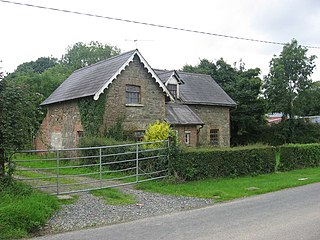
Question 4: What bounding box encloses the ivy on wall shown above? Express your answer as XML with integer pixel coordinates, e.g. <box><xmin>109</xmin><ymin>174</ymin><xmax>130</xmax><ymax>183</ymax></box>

<box><xmin>78</xmin><ymin>92</ymin><xmax>106</xmax><ymax>136</ymax></box>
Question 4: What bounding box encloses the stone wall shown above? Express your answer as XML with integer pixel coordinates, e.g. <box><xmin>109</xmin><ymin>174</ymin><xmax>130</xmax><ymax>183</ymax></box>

<box><xmin>103</xmin><ymin>55</ymin><xmax>166</xmax><ymax>133</ymax></box>
<box><xmin>173</xmin><ymin>125</ymin><xmax>198</xmax><ymax>147</ymax></box>
<box><xmin>35</xmin><ymin>100</ymin><xmax>83</xmax><ymax>150</ymax></box>
<box><xmin>189</xmin><ymin>105</ymin><xmax>231</xmax><ymax>147</ymax></box>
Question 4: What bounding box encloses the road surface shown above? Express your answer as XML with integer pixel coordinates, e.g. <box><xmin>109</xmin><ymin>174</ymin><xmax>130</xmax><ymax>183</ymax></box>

<box><xmin>33</xmin><ymin>182</ymin><xmax>320</xmax><ymax>240</ymax></box>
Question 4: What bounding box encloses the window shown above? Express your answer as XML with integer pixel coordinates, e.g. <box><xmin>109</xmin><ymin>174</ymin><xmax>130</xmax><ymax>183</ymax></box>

<box><xmin>167</xmin><ymin>84</ymin><xmax>177</xmax><ymax>99</ymax></box>
<box><xmin>134</xmin><ymin>130</ymin><xmax>145</xmax><ymax>141</ymax></box>
<box><xmin>126</xmin><ymin>85</ymin><xmax>141</xmax><ymax>104</ymax></box>
<box><xmin>185</xmin><ymin>131</ymin><xmax>191</xmax><ymax>145</ymax></box>
<box><xmin>210</xmin><ymin>129</ymin><xmax>219</xmax><ymax>145</ymax></box>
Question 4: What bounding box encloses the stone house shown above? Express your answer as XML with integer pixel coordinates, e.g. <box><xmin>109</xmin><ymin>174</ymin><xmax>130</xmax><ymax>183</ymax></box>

<box><xmin>35</xmin><ymin>49</ymin><xmax>236</xmax><ymax>149</ymax></box>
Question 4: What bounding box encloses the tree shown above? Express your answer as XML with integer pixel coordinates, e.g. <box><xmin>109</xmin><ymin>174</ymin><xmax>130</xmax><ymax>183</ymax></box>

<box><xmin>294</xmin><ymin>81</ymin><xmax>320</xmax><ymax>116</ymax></box>
<box><xmin>183</xmin><ymin>59</ymin><xmax>266</xmax><ymax>145</ymax></box>
<box><xmin>61</xmin><ymin>41</ymin><xmax>120</xmax><ymax>70</ymax></box>
<box><xmin>13</xmin><ymin>57</ymin><xmax>58</xmax><ymax>75</ymax></box>
<box><xmin>264</xmin><ymin>39</ymin><xmax>316</xmax><ymax>119</ymax></box>
<box><xmin>0</xmin><ymin>80</ymin><xmax>42</xmax><ymax>177</ymax></box>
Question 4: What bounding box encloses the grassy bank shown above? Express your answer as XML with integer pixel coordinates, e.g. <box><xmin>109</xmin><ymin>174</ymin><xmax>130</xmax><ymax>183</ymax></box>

<box><xmin>137</xmin><ymin>167</ymin><xmax>320</xmax><ymax>202</ymax></box>
<box><xmin>0</xmin><ymin>180</ymin><xmax>59</xmax><ymax>239</ymax></box>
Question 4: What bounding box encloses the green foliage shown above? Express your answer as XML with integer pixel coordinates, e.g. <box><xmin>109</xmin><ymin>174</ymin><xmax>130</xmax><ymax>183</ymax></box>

<box><xmin>295</xmin><ymin>81</ymin><xmax>320</xmax><ymax>116</ymax></box>
<box><xmin>183</xmin><ymin>58</ymin><xmax>266</xmax><ymax>146</ymax></box>
<box><xmin>61</xmin><ymin>41</ymin><xmax>120</xmax><ymax>71</ymax></box>
<box><xmin>0</xmin><ymin>80</ymin><xmax>43</xmax><ymax>177</ymax></box>
<box><xmin>0</xmin><ymin>80</ymin><xmax>43</xmax><ymax>150</ymax></box>
<box><xmin>0</xmin><ymin>180</ymin><xmax>59</xmax><ymax>239</ymax></box>
<box><xmin>279</xmin><ymin>143</ymin><xmax>320</xmax><ymax>171</ymax></box>
<box><xmin>78</xmin><ymin>92</ymin><xmax>106</xmax><ymax>136</ymax></box>
<box><xmin>144</xmin><ymin>121</ymin><xmax>173</xmax><ymax>142</ymax></box>
<box><xmin>11</xmin><ymin>57</ymin><xmax>58</xmax><ymax>75</ymax></box>
<box><xmin>264</xmin><ymin>39</ymin><xmax>316</xmax><ymax>119</ymax></box>
<box><xmin>105</xmin><ymin>115</ymin><xmax>127</xmax><ymax>141</ymax></box>
<box><xmin>259</xmin><ymin>119</ymin><xmax>320</xmax><ymax>145</ymax></box>
<box><xmin>172</xmin><ymin>146</ymin><xmax>276</xmax><ymax>181</ymax></box>
<box><xmin>78</xmin><ymin>136</ymin><xmax>134</xmax><ymax>166</ymax></box>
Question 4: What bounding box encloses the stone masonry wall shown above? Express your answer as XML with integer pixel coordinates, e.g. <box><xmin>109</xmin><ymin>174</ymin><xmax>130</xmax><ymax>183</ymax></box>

<box><xmin>173</xmin><ymin>125</ymin><xmax>198</xmax><ymax>147</ymax></box>
<box><xmin>189</xmin><ymin>105</ymin><xmax>230</xmax><ymax>147</ymax></box>
<box><xmin>103</xmin><ymin>55</ymin><xmax>166</xmax><ymax>133</ymax></box>
<box><xmin>35</xmin><ymin>101</ymin><xmax>83</xmax><ymax>150</ymax></box>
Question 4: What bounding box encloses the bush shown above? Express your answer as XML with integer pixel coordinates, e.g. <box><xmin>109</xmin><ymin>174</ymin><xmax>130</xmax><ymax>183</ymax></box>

<box><xmin>172</xmin><ymin>146</ymin><xmax>276</xmax><ymax>181</ymax></box>
<box><xmin>279</xmin><ymin>143</ymin><xmax>320</xmax><ymax>171</ymax></box>
<box><xmin>0</xmin><ymin>180</ymin><xmax>59</xmax><ymax>239</ymax></box>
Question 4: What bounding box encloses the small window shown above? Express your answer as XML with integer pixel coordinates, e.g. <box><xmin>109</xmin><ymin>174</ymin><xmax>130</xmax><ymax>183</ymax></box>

<box><xmin>210</xmin><ymin>129</ymin><xmax>219</xmax><ymax>145</ymax></box>
<box><xmin>134</xmin><ymin>130</ymin><xmax>145</xmax><ymax>141</ymax></box>
<box><xmin>167</xmin><ymin>84</ymin><xmax>177</xmax><ymax>99</ymax></box>
<box><xmin>126</xmin><ymin>85</ymin><xmax>141</xmax><ymax>104</ymax></box>
<box><xmin>185</xmin><ymin>131</ymin><xmax>191</xmax><ymax>145</ymax></box>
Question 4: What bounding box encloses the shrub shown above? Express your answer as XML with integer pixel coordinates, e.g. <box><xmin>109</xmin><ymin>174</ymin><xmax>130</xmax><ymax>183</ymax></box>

<box><xmin>0</xmin><ymin>180</ymin><xmax>59</xmax><ymax>239</ymax></box>
<box><xmin>172</xmin><ymin>146</ymin><xmax>276</xmax><ymax>181</ymax></box>
<box><xmin>279</xmin><ymin>143</ymin><xmax>320</xmax><ymax>171</ymax></box>
<box><xmin>143</xmin><ymin>121</ymin><xmax>173</xmax><ymax>143</ymax></box>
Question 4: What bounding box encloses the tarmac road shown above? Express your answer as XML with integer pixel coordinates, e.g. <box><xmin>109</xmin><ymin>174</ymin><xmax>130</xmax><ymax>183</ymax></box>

<box><xmin>33</xmin><ymin>182</ymin><xmax>320</xmax><ymax>240</ymax></box>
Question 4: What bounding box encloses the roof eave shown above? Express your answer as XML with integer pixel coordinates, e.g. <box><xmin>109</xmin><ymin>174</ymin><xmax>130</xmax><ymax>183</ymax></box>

<box><xmin>182</xmin><ymin>101</ymin><xmax>237</xmax><ymax>107</ymax></box>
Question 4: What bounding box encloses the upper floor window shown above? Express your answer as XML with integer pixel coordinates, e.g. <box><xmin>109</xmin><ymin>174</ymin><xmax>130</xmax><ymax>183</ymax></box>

<box><xmin>210</xmin><ymin>129</ymin><xmax>219</xmax><ymax>145</ymax></box>
<box><xmin>126</xmin><ymin>85</ymin><xmax>141</xmax><ymax>104</ymax></box>
<box><xmin>167</xmin><ymin>84</ymin><xmax>177</xmax><ymax>99</ymax></box>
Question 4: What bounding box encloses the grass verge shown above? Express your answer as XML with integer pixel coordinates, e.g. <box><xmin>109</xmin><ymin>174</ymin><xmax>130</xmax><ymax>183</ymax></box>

<box><xmin>137</xmin><ymin>167</ymin><xmax>320</xmax><ymax>202</ymax></box>
<box><xmin>91</xmin><ymin>188</ymin><xmax>137</xmax><ymax>205</ymax></box>
<box><xmin>0</xmin><ymin>179</ymin><xmax>59</xmax><ymax>239</ymax></box>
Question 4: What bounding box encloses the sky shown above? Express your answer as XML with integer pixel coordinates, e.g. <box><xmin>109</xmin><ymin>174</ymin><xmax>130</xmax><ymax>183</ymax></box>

<box><xmin>1</xmin><ymin>0</ymin><xmax>320</xmax><ymax>80</ymax></box>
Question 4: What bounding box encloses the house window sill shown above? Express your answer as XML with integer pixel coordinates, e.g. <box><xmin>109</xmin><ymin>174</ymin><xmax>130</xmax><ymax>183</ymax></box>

<box><xmin>125</xmin><ymin>103</ymin><xmax>144</xmax><ymax>107</ymax></box>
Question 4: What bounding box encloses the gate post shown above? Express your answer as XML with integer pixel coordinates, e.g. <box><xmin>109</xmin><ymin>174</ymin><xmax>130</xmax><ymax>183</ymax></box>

<box><xmin>99</xmin><ymin>148</ymin><xmax>102</xmax><ymax>188</ymax></box>
<box><xmin>56</xmin><ymin>150</ymin><xmax>60</xmax><ymax>195</ymax></box>
<box><xmin>136</xmin><ymin>143</ymin><xmax>139</xmax><ymax>183</ymax></box>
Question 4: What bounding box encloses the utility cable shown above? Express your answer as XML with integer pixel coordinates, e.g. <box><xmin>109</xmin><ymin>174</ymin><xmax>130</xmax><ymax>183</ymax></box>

<box><xmin>1</xmin><ymin>0</ymin><xmax>320</xmax><ymax>49</ymax></box>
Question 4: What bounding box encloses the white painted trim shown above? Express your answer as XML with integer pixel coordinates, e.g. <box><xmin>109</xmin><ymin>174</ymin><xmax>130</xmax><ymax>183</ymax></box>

<box><xmin>93</xmin><ymin>49</ymin><xmax>174</xmax><ymax>101</ymax></box>
<box><xmin>93</xmin><ymin>52</ymin><xmax>135</xmax><ymax>100</ymax></box>
<box><xmin>135</xmin><ymin>50</ymin><xmax>174</xmax><ymax>101</ymax></box>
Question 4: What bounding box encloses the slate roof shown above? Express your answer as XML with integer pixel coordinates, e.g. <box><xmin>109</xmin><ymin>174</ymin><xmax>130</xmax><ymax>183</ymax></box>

<box><xmin>177</xmin><ymin>71</ymin><xmax>236</xmax><ymax>106</ymax></box>
<box><xmin>154</xmin><ymin>69</ymin><xmax>183</xmax><ymax>84</ymax></box>
<box><xmin>165</xmin><ymin>102</ymin><xmax>204</xmax><ymax>125</ymax></box>
<box><xmin>41</xmin><ymin>50</ymin><xmax>173</xmax><ymax>106</ymax></box>
<box><xmin>41</xmin><ymin>49</ymin><xmax>235</xmax><ymax>109</ymax></box>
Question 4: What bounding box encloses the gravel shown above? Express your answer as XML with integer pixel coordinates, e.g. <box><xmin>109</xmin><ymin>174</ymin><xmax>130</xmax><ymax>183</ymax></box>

<box><xmin>40</xmin><ymin>186</ymin><xmax>213</xmax><ymax>235</ymax></box>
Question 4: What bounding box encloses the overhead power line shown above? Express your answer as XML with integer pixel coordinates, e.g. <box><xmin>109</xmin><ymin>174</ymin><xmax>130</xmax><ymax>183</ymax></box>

<box><xmin>1</xmin><ymin>0</ymin><xmax>320</xmax><ymax>50</ymax></box>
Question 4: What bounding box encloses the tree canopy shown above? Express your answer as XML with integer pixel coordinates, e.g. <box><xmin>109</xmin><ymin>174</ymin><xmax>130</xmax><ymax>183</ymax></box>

<box><xmin>0</xmin><ymin>80</ymin><xmax>43</xmax><ymax>176</ymax></box>
<box><xmin>264</xmin><ymin>39</ymin><xmax>316</xmax><ymax>119</ymax></box>
<box><xmin>61</xmin><ymin>41</ymin><xmax>120</xmax><ymax>71</ymax></box>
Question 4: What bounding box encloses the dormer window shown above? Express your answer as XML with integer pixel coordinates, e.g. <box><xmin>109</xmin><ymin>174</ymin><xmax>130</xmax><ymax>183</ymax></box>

<box><xmin>167</xmin><ymin>84</ymin><xmax>177</xmax><ymax>99</ymax></box>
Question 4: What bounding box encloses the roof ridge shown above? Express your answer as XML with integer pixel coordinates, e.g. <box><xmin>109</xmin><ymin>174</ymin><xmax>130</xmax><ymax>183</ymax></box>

<box><xmin>72</xmin><ymin>49</ymin><xmax>137</xmax><ymax>73</ymax></box>
<box><xmin>177</xmin><ymin>71</ymin><xmax>212</xmax><ymax>77</ymax></box>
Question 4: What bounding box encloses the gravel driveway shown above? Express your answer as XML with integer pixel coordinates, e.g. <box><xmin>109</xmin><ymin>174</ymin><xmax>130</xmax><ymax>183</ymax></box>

<box><xmin>39</xmin><ymin>186</ymin><xmax>213</xmax><ymax>235</ymax></box>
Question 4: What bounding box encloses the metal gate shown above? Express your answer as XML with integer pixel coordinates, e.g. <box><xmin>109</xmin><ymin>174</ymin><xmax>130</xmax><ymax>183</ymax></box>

<box><xmin>11</xmin><ymin>140</ymin><xmax>169</xmax><ymax>195</ymax></box>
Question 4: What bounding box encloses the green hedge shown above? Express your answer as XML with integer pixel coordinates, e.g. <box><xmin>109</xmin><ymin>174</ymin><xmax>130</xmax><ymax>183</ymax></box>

<box><xmin>172</xmin><ymin>147</ymin><xmax>276</xmax><ymax>181</ymax></box>
<box><xmin>279</xmin><ymin>143</ymin><xmax>320</xmax><ymax>171</ymax></box>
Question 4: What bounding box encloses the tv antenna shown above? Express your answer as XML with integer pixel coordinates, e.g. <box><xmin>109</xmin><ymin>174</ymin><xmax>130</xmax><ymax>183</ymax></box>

<box><xmin>125</xmin><ymin>39</ymin><xmax>154</xmax><ymax>48</ymax></box>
